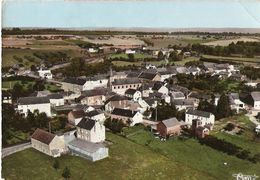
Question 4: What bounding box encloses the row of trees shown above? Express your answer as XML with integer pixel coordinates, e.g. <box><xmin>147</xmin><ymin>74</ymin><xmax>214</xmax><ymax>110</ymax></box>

<box><xmin>191</xmin><ymin>41</ymin><xmax>260</xmax><ymax>57</ymax></box>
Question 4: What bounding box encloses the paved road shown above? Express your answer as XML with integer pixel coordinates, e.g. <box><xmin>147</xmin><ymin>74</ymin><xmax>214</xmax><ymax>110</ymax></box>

<box><xmin>2</xmin><ymin>142</ymin><xmax>31</xmax><ymax>158</ymax></box>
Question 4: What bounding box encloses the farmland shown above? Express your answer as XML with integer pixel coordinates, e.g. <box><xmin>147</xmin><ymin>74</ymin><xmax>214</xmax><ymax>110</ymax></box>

<box><xmin>2</xmin><ymin>132</ymin><xmax>212</xmax><ymax>180</ymax></box>
<box><xmin>202</xmin><ymin>37</ymin><xmax>260</xmax><ymax>46</ymax></box>
<box><xmin>201</xmin><ymin>54</ymin><xmax>260</xmax><ymax>64</ymax></box>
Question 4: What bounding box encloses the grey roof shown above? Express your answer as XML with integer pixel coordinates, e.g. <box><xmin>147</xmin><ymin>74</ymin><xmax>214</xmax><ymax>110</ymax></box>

<box><xmin>186</xmin><ymin>109</ymin><xmax>211</xmax><ymax>118</ymax></box>
<box><xmin>47</xmin><ymin>93</ymin><xmax>63</xmax><ymax>99</ymax></box>
<box><xmin>18</xmin><ymin>96</ymin><xmax>50</xmax><ymax>105</ymax></box>
<box><xmin>125</xmin><ymin>89</ymin><xmax>138</xmax><ymax>95</ymax></box>
<box><xmin>85</xmin><ymin>110</ymin><xmax>102</xmax><ymax>117</ymax></box>
<box><xmin>162</xmin><ymin>117</ymin><xmax>180</xmax><ymax>127</ymax></box>
<box><xmin>111</xmin><ymin>108</ymin><xmax>138</xmax><ymax>118</ymax></box>
<box><xmin>112</xmin><ymin>78</ymin><xmax>141</xmax><ymax>85</ymax></box>
<box><xmin>105</xmin><ymin>95</ymin><xmax>129</xmax><ymax>104</ymax></box>
<box><xmin>171</xmin><ymin>91</ymin><xmax>185</xmax><ymax>98</ymax></box>
<box><xmin>144</xmin><ymin>98</ymin><xmax>157</xmax><ymax>106</ymax></box>
<box><xmin>63</xmin><ymin>77</ymin><xmax>86</xmax><ymax>85</ymax></box>
<box><xmin>85</xmin><ymin>74</ymin><xmax>108</xmax><ymax>81</ymax></box>
<box><xmin>77</xmin><ymin>118</ymin><xmax>96</xmax><ymax>130</ymax></box>
<box><xmin>173</xmin><ymin>99</ymin><xmax>194</xmax><ymax>106</ymax></box>
<box><xmin>152</xmin><ymin>81</ymin><xmax>165</xmax><ymax>91</ymax></box>
<box><xmin>68</xmin><ymin>139</ymin><xmax>106</xmax><ymax>153</ymax></box>
<box><xmin>81</xmin><ymin>88</ymin><xmax>108</xmax><ymax>97</ymax></box>
<box><xmin>251</xmin><ymin>92</ymin><xmax>260</xmax><ymax>101</ymax></box>
<box><xmin>138</xmin><ymin>72</ymin><xmax>159</xmax><ymax>80</ymax></box>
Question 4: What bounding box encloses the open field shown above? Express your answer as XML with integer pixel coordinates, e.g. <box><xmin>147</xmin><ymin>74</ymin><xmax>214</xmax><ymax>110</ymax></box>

<box><xmin>111</xmin><ymin>60</ymin><xmax>169</xmax><ymax>67</ymax></box>
<box><xmin>2</xmin><ymin>80</ymin><xmax>60</xmax><ymax>92</ymax></box>
<box><xmin>2</xmin><ymin>132</ymin><xmax>212</xmax><ymax>180</ymax></box>
<box><xmin>83</xmin><ymin>35</ymin><xmax>146</xmax><ymax>46</ymax></box>
<box><xmin>202</xmin><ymin>37</ymin><xmax>260</xmax><ymax>46</ymax></box>
<box><xmin>201</xmin><ymin>54</ymin><xmax>260</xmax><ymax>64</ymax></box>
<box><xmin>109</xmin><ymin>53</ymin><xmax>151</xmax><ymax>59</ymax></box>
<box><xmin>2</xmin><ymin>48</ymin><xmax>83</xmax><ymax>68</ymax></box>
<box><xmin>122</xmin><ymin>116</ymin><xmax>260</xmax><ymax>180</ymax></box>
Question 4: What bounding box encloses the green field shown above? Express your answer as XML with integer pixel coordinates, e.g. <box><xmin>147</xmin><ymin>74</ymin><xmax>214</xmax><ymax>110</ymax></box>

<box><xmin>2</xmin><ymin>80</ymin><xmax>60</xmax><ymax>92</ymax></box>
<box><xmin>109</xmin><ymin>53</ymin><xmax>151</xmax><ymax>60</ymax></box>
<box><xmin>111</xmin><ymin>60</ymin><xmax>169</xmax><ymax>67</ymax></box>
<box><xmin>2</xmin><ymin>48</ymin><xmax>83</xmax><ymax>68</ymax></box>
<box><xmin>2</xmin><ymin>133</ymin><xmax>212</xmax><ymax>180</ymax></box>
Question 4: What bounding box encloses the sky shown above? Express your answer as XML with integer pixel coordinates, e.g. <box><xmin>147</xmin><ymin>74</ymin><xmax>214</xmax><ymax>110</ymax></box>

<box><xmin>2</xmin><ymin>0</ymin><xmax>260</xmax><ymax>28</ymax></box>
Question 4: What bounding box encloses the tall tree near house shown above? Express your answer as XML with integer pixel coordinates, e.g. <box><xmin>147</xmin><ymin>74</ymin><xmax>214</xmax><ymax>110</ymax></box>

<box><xmin>216</xmin><ymin>94</ymin><xmax>232</xmax><ymax>120</ymax></box>
<box><xmin>157</xmin><ymin>51</ymin><xmax>164</xmax><ymax>60</ymax></box>
<box><xmin>12</xmin><ymin>83</ymin><xmax>24</xmax><ymax>100</ymax></box>
<box><xmin>127</xmin><ymin>53</ymin><xmax>135</xmax><ymax>62</ymax></box>
<box><xmin>53</xmin><ymin>159</ymin><xmax>60</xmax><ymax>170</ymax></box>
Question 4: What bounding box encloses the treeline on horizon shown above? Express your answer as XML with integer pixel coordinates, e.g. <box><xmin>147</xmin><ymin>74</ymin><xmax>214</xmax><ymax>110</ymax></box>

<box><xmin>2</xmin><ymin>28</ymin><xmax>260</xmax><ymax>36</ymax></box>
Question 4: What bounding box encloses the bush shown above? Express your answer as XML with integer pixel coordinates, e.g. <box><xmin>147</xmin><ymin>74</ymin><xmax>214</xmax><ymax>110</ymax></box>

<box><xmin>53</xmin><ymin>159</ymin><xmax>60</xmax><ymax>170</ymax></box>
<box><xmin>62</xmin><ymin>166</ymin><xmax>71</xmax><ymax>179</ymax></box>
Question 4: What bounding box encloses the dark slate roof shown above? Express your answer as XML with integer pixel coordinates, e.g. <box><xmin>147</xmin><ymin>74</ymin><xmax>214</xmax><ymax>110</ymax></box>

<box><xmin>77</xmin><ymin>118</ymin><xmax>96</xmax><ymax>130</ymax></box>
<box><xmin>85</xmin><ymin>74</ymin><xmax>108</xmax><ymax>81</ymax></box>
<box><xmin>81</xmin><ymin>88</ymin><xmax>108</xmax><ymax>97</ymax></box>
<box><xmin>173</xmin><ymin>99</ymin><xmax>194</xmax><ymax>106</ymax></box>
<box><xmin>85</xmin><ymin>110</ymin><xmax>102</xmax><ymax>117</ymax></box>
<box><xmin>111</xmin><ymin>108</ymin><xmax>138</xmax><ymax>118</ymax></box>
<box><xmin>112</xmin><ymin>78</ymin><xmax>141</xmax><ymax>85</ymax></box>
<box><xmin>31</xmin><ymin>128</ymin><xmax>55</xmax><ymax>145</ymax></box>
<box><xmin>152</xmin><ymin>81</ymin><xmax>165</xmax><ymax>91</ymax></box>
<box><xmin>47</xmin><ymin>93</ymin><xmax>63</xmax><ymax>99</ymax></box>
<box><xmin>144</xmin><ymin>98</ymin><xmax>157</xmax><ymax>106</ymax></box>
<box><xmin>18</xmin><ymin>96</ymin><xmax>50</xmax><ymax>105</ymax></box>
<box><xmin>125</xmin><ymin>89</ymin><xmax>137</xmax><ymax>95</ymax></box>
<box><xmin>63</xmin><ymin>77</ymin><xmax>86</xmax><ymax>85</ymax></box>
<box><xmin>186</xmin><ymin>109</ymin><xmax>211</xmax><ymax>118</ymax></box>
<box><xmin>138</xmin><ymin>72</ymin><xmax>158</xmax><ymax>80</ymax></box>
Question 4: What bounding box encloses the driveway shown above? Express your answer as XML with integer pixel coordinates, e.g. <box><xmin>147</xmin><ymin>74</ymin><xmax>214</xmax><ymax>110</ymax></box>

<box><xmin>2</xmin><ymin>142</ymin><xmax>31</xmax><ymax>158</ymax></box>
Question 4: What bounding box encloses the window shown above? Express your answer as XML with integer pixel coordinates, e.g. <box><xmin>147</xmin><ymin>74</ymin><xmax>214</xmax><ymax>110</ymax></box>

<box><xmin>122</xmin><ymin>86</ymin><xmax>124</xmax><ymax>88</ymax></box>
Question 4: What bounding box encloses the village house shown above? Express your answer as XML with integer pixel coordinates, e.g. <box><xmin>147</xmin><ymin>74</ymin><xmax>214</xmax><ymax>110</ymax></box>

<box><xmin>170</xmin><ymin>91</ymin><xmax>185</xmax><ymax>100</ymax></box>
<box><xmin>62</xmin><ymin>77</ymin><xmax>86</xmax><ymax>93</ymax></box>
<box><xmin>68</xmin><ymin>109</ymin><xmax>86</xmax><ymax>125</ymax></box>
<box><xmin>125</xmin><ymin>89</ymin><xmax>142</xmax><ymax>101</ymax></box>
<box><xmin>172</xmin><ymin>99</ymin><xmax>194</xmax><ymax>111</ymax></box>
<box><xmin>38</xmin><ymin>68</ymin><xmax>53</xmax><ymax>79</ymax></box>
<box><xmin>82</xmin><ymin>74</ymin><xmax>109</xmax><ymax>91</ymax></box>
<box><xmin>68</xmin><ymin>138</ymin><xmax>108</xmax><ymax>162</ymax></box>
<box><xmin>139</xmin><ymin>82</ymin><xmax>155</xmax><ymax>97</ymax></box>
<box><xmin>192</xmin><ymin>119</ymin><xmax>210</xmax><ymax>138</ymax></box>
<box><xmin>80</xmin><ymin>88</ymin><xmax>108</xmax><ymax>106</ymax></box>
<box><xmin>109</xmin><ymin>71</ymin><xmax>127</xmax><ymax>82</ymax></box>
<box><xmin>157</xmin><ymin>67</ymin><xmax>177</xmax><ymax>82</ymax></box>
<box><xmin>251</xmin><ymin>92</ymin><xmax>260</xmax><ymax>110</ymax></box>
<box><xmin>125</xmin><ymin>49</ymin><xmax>136</xmax><ymax>54</ymax></box>
<box><xmin>185</xmin><ymin>109</ymin><xmax>215</xmax><ymax>128</ymax></box>
<box><xmin>17</xmin><ymin>96</ymin><xmax>51</xmax><ymax>117</ymax></box>
<box><xmin>47</xmin><ymin>93</ymin><xmax>65</xmax><ymax>107</ymax></box>
<box><xmin>138</xmin><ymin>71</ymin><xmax>161</xmax><ymax>82</ymax></box>
<box><xmin>229</xmin><ymin>93</ymin><xmax>245</xmax><ymax>113</ymax></box>
<box><xmin>105</xmin><ymin>95</ymin><xmax>129</xmax><ymax>112</ymax></box>
<box><xmin>85</xmin><ymin>110</ymin><xmax>106</xmax><ymax>123</ymax></box>
<box><xmin>149</xmin><ymin>92</ymin><xmax>171</xmax><ymax>104</ymax></box>
<box><xmin>157</xmin><ymin>117</ymin><xmax>183</xmax><ymax>138</ymax></box>
<box><xmin>2</xmin><ymin>91</ymin><xmax>12</xmax><ymax>104</ymax></box>
<box><xmin>152</xmin><ymin>81</ymin><xmax>169</xmax><ymax>95</ymax></box>
<box><xmin>111</xmin><ymin>78</ymin><xmax>142</xmax><ymax>95</ymax></box>
<box><xmin>76</xmin><ymin>117</ymin><xmax>106</xmax><ymax>143</ymax></box>
<box><xmin>110</xmin><ymin>108</ymin><xmax>143</xmax><ymax>126</ymax></box>
<box><xmin>31</xmin><ymin>128</ymin><xmax>66</xmax><ymax>157</ymax></box>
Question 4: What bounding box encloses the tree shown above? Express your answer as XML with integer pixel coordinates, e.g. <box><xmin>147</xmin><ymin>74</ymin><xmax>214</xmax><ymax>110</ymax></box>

<box><xmin>197</xmin><ymin>100</ymin><xmax>216</xmax><ymax>114</ymax></box>
<box><xmin>127</xmin><ymin>54</ymin><xmax>135</xmax><ymax>62</ymax></box>
<box><xmin>33</xmin><ymin>80</ymin><xmax>45</xmax><ymax>91</ymax></box>
<box><xmin>53</xmin><ymin>159</ymin><xmax>60</xmax><ymax>170</ymax></box>
<box><xmin>157</xmin><ymin>51</ymin><xmax>164</xmax><ymax>60</ymax></box>
<box><xmin>12</xmin><ymin>83</ymin><xmax>24</xmax><ymax>100</ymax></box>
<box><xmin>62</xmin><ymin>166</ymin><xmax>71</xmax><ymax>179</ymax></box>
<box><xmin>216</xmin><ymin>94</ymin><xmax>232</xmax><ymax>120</ymax></box>
<box><xmin>30</xmin><ymin>65</ymin><xmax>37</xmax><ymax>72</ymax></box>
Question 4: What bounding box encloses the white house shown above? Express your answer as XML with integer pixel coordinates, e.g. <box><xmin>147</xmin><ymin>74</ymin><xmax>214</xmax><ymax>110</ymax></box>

<box><xmin>125</xmin><ymin>89</ymin><xmax>142</xmax><ymax>101</ymax></box>
<box><xmin>185</xmin><ymin>109</ymin><xmax>215</xmax><ymax>127</ymax></box>
<box><xmin>88</xmin><ymin>48</ymin><xmax>99</xmax><ymax>53</ymax></box>
<box><xmin>152</xmin><ymin>82</ymin><xmax>169</xmax><ymax>95</ymax></box>
<box><xmin>125</xmin><ymin>49</ymin><xmax>136</xmax><ymax>54</ymax></box>
<box><xmin>172</xmin><ymin>99</ymin><xmax>194</xmax><ymax>111</ymax></box>
<box><xmin>255</xmin><ymin>125</ymin><xmax>260</xmax><ymax>134</ymax></box>
<box><xmin>38</xmin><ymin>68</ymin><xmax>53</xmax><ymax>79</ymax></box>
<box><xmin>76</xmin><ymin>118</ymin><xmax>106</xmax><ymax>143</ymax></box>
<box><xmin>47</xmin><ymin>93</ymin><xmax>64</xmax><ymax>107</ymax></box>
<box><xmin>110</xmin><ymin>108</ymin><xmax>143</xmax><ymax>126</ymax></box>
<box><xmin>251</xmin><ymin>92</ymin><xmax>260</xmax><ymax>110</ymax></box>
<box><xmin>17</xmin><ymin>97</ymin><xmax>51</xmax><ymax>117</ymax></box>
<box><xmin>31</xmin><ymin>128</ymin><xmax>66</xmax><ymax>157</ymax></box>
<box><xmin>111</xmin><ymin>78</ymin><xmax>142</xmax><ymax>95</ymax></box>
<box><xmin>229</xmin><ymin>93</ymin><xmax>245</xmax><ymax>113</ymax></box>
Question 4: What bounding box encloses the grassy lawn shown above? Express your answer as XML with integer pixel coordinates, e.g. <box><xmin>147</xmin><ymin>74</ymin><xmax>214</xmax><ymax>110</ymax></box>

<box><xmin>217</xmin><ymin>79</ymin><xmax>240</xmax><ymax>92</ymax></box>
<box><xmin>122</xmin><ymin>119</ymin><xmax>260</xmax><ymax>180</ymax></box>
<box><xmin>2</xmin><ymin>80</ymin><xmax>60</xmax><ymax>92</ymax></box>
<box><xmin>109</xmin><ymin>53</ymin><xmax>151</xmax><ymax>60</ymax></box>
<box><xmin>174</xmin><ymin>56</ymin><xmax>200</xmax><ymax>65</ymax></box>
<box><xmin>5</xmin><ymin>130</ymin><xmax>30</xmax><ymax>146</ymax></box>
<box><xmin>202</xmin><ymin>54</ymin><xmax>260</xmax><ymax>64</ymax></box>
<box><xmin>111</xmin><ymin>60</ymin><xmax>168</xmax><ymax>67</ymax></box>
<box><xmin>2</xmin><ymin>132</ymin><xmax>212</xmax><ymax>180</ymax></box>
